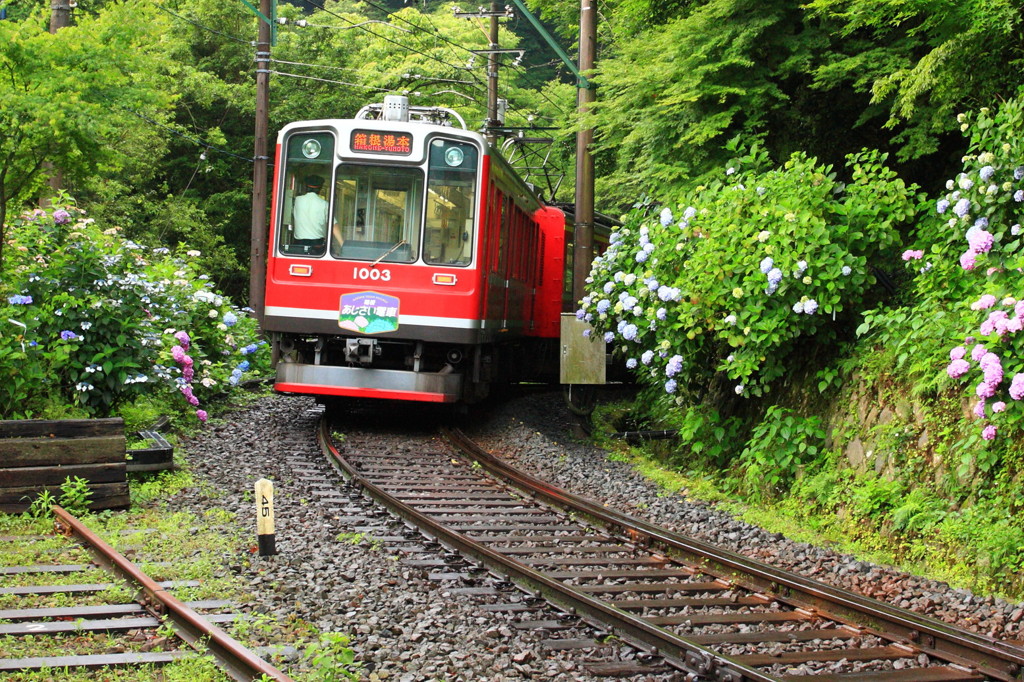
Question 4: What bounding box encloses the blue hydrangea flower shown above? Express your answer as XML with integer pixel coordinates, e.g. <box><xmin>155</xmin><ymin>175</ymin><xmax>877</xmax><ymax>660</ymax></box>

<box><xmin>953</xmin><ymin>198</ymin><xmax>971</xmax><ymax>217</ymax></box>
<box><xmin>1015</xmin><ymin>190</ymin><xmax>1024</xmax><ymax>202</ymax></box>
<box><xmin>583</xmin><ymin>329</ymin><xmax>591</xmax><ymax>338</ymax></box>
<box><xmin>683</xmin><ymin>206</ymin><xmax>697</xmax><ymax>220</ymax></box>
<box><xmin>7</xmin><ymin>295</ymin><xmax>32</xmax><ymax>305</ymax></box>
<box><xmin>660</xmin><ymin>207</ymin><xmax>673</xmax><ymax>226</ymax></box>
<box><xmin>626</xmin><ymin>358</ymin><xmax>638</xmax><ymax>369</ymax></box>
<box><xmin>766</xmin><ymin>268</ymin><xmax>783</xmax><ymax>286</ymax></box>
<box><xmin>641</xmin><ymin>350</ymin><xmax>655</xmax><ymax>365</ymax></box>
<box><xmin>622</xmin><ymin>324</ymin><xmax>639</xmax><ymax>341</ymax></box>
<box><xmin>596</xmin><ymin>299</ymin><xmax>611</xmax><ymax>313</ymax></box>
<box><xmin>636</xmin><ymin>251</ymin><xmax>649</xmax><ymax>263</ymax></box>
<box><xmin>223</xmin><ymin>311</ymin><xmax>238</xmax><ymax>327</ymax></box>
<box><xmin>958</xmin><ymin>175</ymin><xmax>973</xmax><ymax>190</ymax></box>
<box><xmin>980</xmin><ymin>165</ymin><xmax>995</xmax><ymax>181</ymax></box>
<box><xmin>936</xmin><ymin>199</ymin><xmax>949</xmax><ymax>214</ymax></box>
<box><xmin>759</xmin><ymin>257</ymin><xmax>774</xmax><ymax>274</ymax></box>
<box><xmin>241</xmin><ymin>343</ymin><xmax>259</xmax><ymax>355</ymax></box>
<box><xmin>804</xmin><ymin>299</ymin><xmax>819</xmax><ymax>314</ymax></box>
<box><xmin>60</xmin><ymin>330</ymin><xmax>78</xmax><ymax>341</ymax></box>
<box><xmin>576</xmin><ymin>308</ymin><xmax>586</xmax><ymax>320</ymax></box>
<box><xmin>603</xmin><ymin>332</ymin><xmax>614</xmax><ymax>343</ymax></box>
<box><xmin>666</xmin><ymin>354</ymin><xmax>683</xmax><ymax>377</ymax></box>
<box><xmin>665</xmin><ymin>379</ymin><xmax>677</xmax><ymax>394</ymax></box>
<box><xmin>656</xmin><ymin>307</ymin><xmax>667</xmax><ymax>320</ymax></box>
<box><xmin>793</xmin><ymin>301</ymin><xmax>804</xmax><ymax>314</ymax></box>
<box><xmin>795</xmin><ymin>260</ymin><xmax>808</xmax><ymax>276</ymax></box>
<box><xmin>603</xmin><ymin>281</ymin><xmax>615</xmax><ymax>294</ymax></box>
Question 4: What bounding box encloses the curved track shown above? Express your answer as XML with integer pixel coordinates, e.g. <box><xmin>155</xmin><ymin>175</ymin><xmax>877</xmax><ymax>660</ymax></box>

<box><xmin>320</xmin><ymin>417</ymin><xmax>1024</xmax><ymax>681</ymax></box>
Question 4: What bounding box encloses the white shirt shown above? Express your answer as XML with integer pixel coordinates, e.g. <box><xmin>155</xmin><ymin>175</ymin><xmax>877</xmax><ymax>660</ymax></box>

<box><xmin>293</xmin><ymin>191</ymin><xmax>329</xmax><ymax>239</ymax></box>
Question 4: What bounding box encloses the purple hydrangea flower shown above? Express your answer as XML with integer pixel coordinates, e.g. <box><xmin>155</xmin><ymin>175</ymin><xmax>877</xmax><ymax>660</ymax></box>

<box><xmin>196</xmin><ymin>409</ymin><xmax>208</xmax><ymax>422</ymax></box>
<box><xmin>982</xmin><ymin>425</ymin><xmax>997</xmax><ymax>441</ymax></box>
<box><xmin>60</xmin><ymin>330</ymin><xmax>78</xmax><ymax>341</ymax></box>
<box><xmin>1009</xmin><ymin>373</ymin><xmax>1024</xmax><ymax>400</ymax></box>
<box><xmin>7</xmin><ymin>294</ymin><xmax>32</xmax><ymax>305</ymax></box>
<box><xmin>947</xmin><ymin>359</ymin><xmax>970</xmax><ymax>378</ymax></box>
<box><xmin>53</xmin><ymin>209</ymin><xmax>71</xmax><ymax>225</ymax></box>
<box><xmin>174</xmin><ymin>330</ymin><xmax>191</xmax><ymax>349</ymax></box>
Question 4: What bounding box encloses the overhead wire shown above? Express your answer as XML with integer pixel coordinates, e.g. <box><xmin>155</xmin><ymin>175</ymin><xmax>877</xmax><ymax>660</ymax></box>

<box><xmin>301</xmin><ymin>0</ymin><xmax>487</xmax><ymax>94</ymax></box>
<box><xmin>155</xmin><ymin>4</ymin><xmax>251</xmax><ymax>45</ymax></box>
<box><xmin>119</xmin><ymin>107</ymin><xmax>257</xmax><ymax>163</ymax></box>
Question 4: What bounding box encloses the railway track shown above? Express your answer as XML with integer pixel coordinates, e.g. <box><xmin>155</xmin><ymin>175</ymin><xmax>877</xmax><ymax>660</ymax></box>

<box><xmin>0</xmin><ymin>506</ymin><xmax>292</xmax><ymax>681</ymax></box>
<box><xmin>319</xmin><ymin>416</ymin><xmax>1024</xmax><ymax>681</ymax></box>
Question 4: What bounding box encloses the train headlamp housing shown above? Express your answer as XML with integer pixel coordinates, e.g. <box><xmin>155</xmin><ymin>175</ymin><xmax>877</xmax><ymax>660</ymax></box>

<box><xmin>444</xmin><ymin>146</ymin><xmax>465</xmax><ymax>167</ymax></box>
<box><xmin>301</xmin><ymin>139</ymin><xmax>322</xmax><ymax>159</ymax></box>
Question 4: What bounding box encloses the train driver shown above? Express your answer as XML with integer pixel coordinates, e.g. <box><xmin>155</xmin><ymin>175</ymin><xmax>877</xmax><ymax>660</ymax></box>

<box><xmin>293</xmin><ymin>175</ymin><xmax>330</xmax><ymax>248</ymax></box>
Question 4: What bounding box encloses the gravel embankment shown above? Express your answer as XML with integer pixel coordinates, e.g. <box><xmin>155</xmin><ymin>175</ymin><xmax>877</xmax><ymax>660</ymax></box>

<box><xmin>172</xmin><ymin>389</ymin><xmax>1023</xmax><ymax>681</ymax></box>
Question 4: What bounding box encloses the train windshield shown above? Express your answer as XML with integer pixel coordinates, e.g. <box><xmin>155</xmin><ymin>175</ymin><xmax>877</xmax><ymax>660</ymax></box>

<box><xmin>424</xmin><ymin>139</ymin><xmax>478</xmax><ymax>266</ymax></box>
<box><xmin>278</xmin><ymin>132</ymin><xmax>336</xmax><ymax>257</ymax></box>
<box><xmin>331</xmin><ymin>166</ymin><xmax>422</xmax><ymax>263</ymax></box>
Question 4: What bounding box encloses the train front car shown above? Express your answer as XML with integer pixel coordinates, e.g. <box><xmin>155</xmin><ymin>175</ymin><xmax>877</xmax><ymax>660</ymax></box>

<box><xmin>263</xmin><ymin>98</ymin><xmax>558</xmax><ymax>404</ymax></box>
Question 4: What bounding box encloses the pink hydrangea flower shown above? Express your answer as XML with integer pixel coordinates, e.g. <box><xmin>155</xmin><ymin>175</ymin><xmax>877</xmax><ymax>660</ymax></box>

<box><xmin>967</xmin><ymin>229</ymin><xmax>994</xmax><ymax>253</ymax></box>
<box><xmin>187</xmin><ymin>395</ymin><xmax>200</xmax><ymax>406</ymax></box>
<box><xmin>971</xmin><ymin>294</ymin><xmax>997</xmax><ymax>310</ymax></box>
<box><xmin>182</xmin><ymin>355</ymin><xmax>194</xmax><ymax>368</ymax></box>
<box><xmin>1007</xmin><ymin>317</ymin><xmax>1023</xmax><ymax>333</ymax></box>
<box><xmin>1010</xmin><ymin>373</ymin><xmax>1024</xmax><ymax>400</ymax></box>
<box><xmin>901</xmin><ymin>249</ymin><xmax>924</xmax><ymax>260</ymax></box>
<box><xmin>196</xmin><ymin>409</ymin><xmax>208</xmax><ymax>422</ymax></box>
<box><xmin>947</xmin><ymin>359</ymin><xmax>970</xmax><ymax>378</ymax></box>
<box><xmin>976</xmin><ymin>381</ymin><xmax>997</xmax><ymax>399</ymax></box>
<box><xmin>171</xmin><ymin>345</ymin><xmax>186</xmax><ymax>363</ymax></box>
<box><xmin>992</xmin><ymin>401</ymin><xmax>1007</xmax><ymax>413</ymax></box>
<box><xmin>982</xmin><ymin>425</ymin><xmax>998</xmax><ymax>441</ymax></box>
<box><xmin>979</xmin><ymin>320</ymin><xmax>995</xmax><ymax>336</ymax></box>
<box><xmin>183</xmin><ymin>367</ymin><xmax>195</xmax><ymax>382</ymax></box>
<box><xmin>973</xmin><ymin>399</ymin><xmax>986</xmax><ymax>419</ymax></box>
<box><xmin>971</xmin><ymin>344</ymin><xmax>988</xmax><ymax>362</ymax></box>
<box><xmin>959</xmin><ymin>251</ymin><xmax>977</xmax><ymax>270</ymax></box>
<box><xmin>949</xmin><ymin>346</ymin><xmax>966</xmax><ymax>361</ymax></box>
<box><xmin>174</xmin><ymin>331</ymin><xmax>191</xmax><ymax>350</ymax></box>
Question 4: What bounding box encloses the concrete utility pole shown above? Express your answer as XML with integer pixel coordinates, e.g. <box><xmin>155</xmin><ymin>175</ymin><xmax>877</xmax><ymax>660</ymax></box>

<box><xmin>486</xmin><ymin>0</ymin><xmax>500</xmax><ymax>138</ymax></box>
<box><xmin>249</xmin><ymin>0</ymin><xmax>272</xmax><ymax>325</ymax></box>
<box><xmin>46</xmin><ymin>0</ymin><xmax>73</xmax><ymax>197</ymax></box>
<box><xmin>572</xmin><ymin>0</ymin><xmax>596</xmax><ymax>305</ymax></box>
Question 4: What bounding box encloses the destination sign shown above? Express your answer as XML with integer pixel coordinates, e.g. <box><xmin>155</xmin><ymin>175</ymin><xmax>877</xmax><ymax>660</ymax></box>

<box><xmin>351</xmin><ymin>130</ymin><xmax>413</xmax><ymax>155</ymax></box>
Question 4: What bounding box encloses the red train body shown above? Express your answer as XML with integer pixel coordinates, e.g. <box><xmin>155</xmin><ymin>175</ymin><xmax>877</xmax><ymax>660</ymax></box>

<box><xmin>263</xmin><ymin>98</ymin><xmax>603</xmax><ymax>403</ymax></box>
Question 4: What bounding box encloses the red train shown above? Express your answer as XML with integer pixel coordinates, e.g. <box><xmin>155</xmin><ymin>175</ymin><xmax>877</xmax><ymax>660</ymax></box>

<box><xmin>263</xmin><ymin>96</ymin><xmax>608</xmax><ymax>403</ymax></box>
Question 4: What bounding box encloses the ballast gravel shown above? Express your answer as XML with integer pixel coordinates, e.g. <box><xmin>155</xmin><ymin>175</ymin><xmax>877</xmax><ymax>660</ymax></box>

<box><xmin>172</xmin><ymin>390</ymin><xmax>1024</xmax><ymax>681</ymax></box>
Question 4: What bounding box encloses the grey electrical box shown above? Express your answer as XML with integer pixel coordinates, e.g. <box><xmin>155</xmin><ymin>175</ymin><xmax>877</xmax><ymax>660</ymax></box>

<box><xmin>560</xmin><ymin>313</ymin><xmax>606</xmax><ymax>385</ymax></box>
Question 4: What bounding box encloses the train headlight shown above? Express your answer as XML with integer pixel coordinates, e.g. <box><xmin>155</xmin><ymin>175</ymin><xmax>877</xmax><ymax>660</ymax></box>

<box><xmin>301</xmin><ymin>139</ymin><xmax>322</xmax><ymax>159</ymax></box>
<box><xmin>444</xmin><ymin>146</ymin><xmax>464</xmax><ymax>167</ymax></box>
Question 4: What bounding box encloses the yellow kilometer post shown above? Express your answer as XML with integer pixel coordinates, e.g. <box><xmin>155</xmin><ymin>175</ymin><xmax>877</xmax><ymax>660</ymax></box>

<box><xmin>255</xmin><ymin>478</ymin><xmax>277</xmax><ymax>556</ymax></box>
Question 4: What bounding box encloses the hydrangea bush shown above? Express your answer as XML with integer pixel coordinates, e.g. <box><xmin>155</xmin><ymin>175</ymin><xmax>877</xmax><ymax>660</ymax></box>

<box><xmin>577</xmin><ymin>145</ymin><xmax>918</xmax><ymax>408</ymax></box>
<box><xmin>0</xmin><ymin>199</ymin><xmax>269</xmax><ymax>420</ymax></box>
<box><xmin>898</xmin><ymin>98</ymin><xmax>1024</xmax><ymax>451</ymax></box>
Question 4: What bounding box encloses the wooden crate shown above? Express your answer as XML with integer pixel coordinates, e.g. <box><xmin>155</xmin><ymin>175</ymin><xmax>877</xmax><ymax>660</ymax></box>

<box><xmin>0</xmin><ymin>418</ymin><xmax>130</xmax><ymax>513</ymax></box>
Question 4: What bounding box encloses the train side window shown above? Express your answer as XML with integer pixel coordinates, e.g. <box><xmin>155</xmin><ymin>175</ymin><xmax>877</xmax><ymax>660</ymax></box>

<box><xmin>424</xmin><ymin>139</ymin><xmax>478</xmax><ymax>267</ymax></box>
<box><xmin>278</xmin><ymin>132</ymin><xmax>335</xmax><ymax>257</ymax></box>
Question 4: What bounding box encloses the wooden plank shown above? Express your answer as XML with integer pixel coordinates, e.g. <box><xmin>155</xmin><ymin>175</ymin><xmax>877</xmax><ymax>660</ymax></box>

<box><xmin>0</xmin><ymin>462</ymin><xmax>127</xmax><ymax>487</ymax></box>
<box><xmin>0</xmin><ymin>436</ymin><xmax>125</xmax><ymax>467</ymax></box>
<box><xmin>0</xmin><ymin>613</ymin><xmax>237</xmax><ymax>636</ymax></box>
<box><xmin>0</xmin><ymin>418</ymin><xmax>123</xmax><ymax>439</ymax></box>
<box><xmin>0</xmin><ymin>482</ymin><xmax>129</xmax><ymax>513</ymax></box>
<box><xmin>0</xmin><ymin>651</ymin><xmax>192</xmax><ymax>672</ymax></box>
